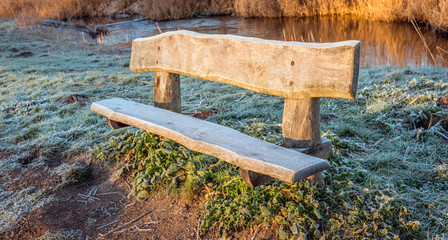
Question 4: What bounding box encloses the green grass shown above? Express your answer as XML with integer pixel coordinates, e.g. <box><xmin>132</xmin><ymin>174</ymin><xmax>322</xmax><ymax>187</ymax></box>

<box><xmin>1</xmin><ymin>20</ymin><xmax>448</xmax><ymax>238</ymax></box>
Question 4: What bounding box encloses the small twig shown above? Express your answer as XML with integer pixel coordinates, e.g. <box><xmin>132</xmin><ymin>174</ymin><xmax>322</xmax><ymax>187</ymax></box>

<box><xmin>234</xmin><ymin>94</ymin><xmax>247</xmax><ymax>102</ymax></box>
<box><xmin>140</xmin><ymin>81</ymin><xmax>152</xmax><ymax>85</ymax></box>
<box><xmin>96</xmin><ymin>192</ymin><xmax>121</xmax><ymax>196</ymax></box>
<box><xmin>372</xmin><ymin>138</ymin><xmax>383</xmax><ymax>147</ymax></box>
<box><xmin>136</xmin><ymin>226</ymin><xmax>153</xmax><ymax>232</ymax></box>
<box><xmin>403</xmin><ymin>146</ymin><xmax>411</xmax><ymax>162</ymax></box>
<box><xmin>321</xmin><ymin>130</ymin><xmax>330</xmax><ymax>138</ymax></box>
<box><xmin>97</xmin><ymin>219</ymin><xmax>120</xmax><ymax>230</ymax></box>
<box><xmin>156</xmin><ymin>22</ymin><xmax>163</xmax><ymax>34</ymax></box>
<box><xmin>102</xmin><ymin>206</ymin><xmax>112</xmax><ymax>217</ymax></box>
<box><xmin>136</xmin><ymin>221</ymin><xmax>160</xmax><ymax>232</ymax></box>
<box><xmin>116</xmin><ymin>227</ymin><xmax>130</xmax><ymax>234</ymax></box>
<box><xmin>100</xmin><ymin>209</ymin><xmax>153</xmax><ymax>236</ymax></box>
<box><xmin>416</xmin><ymin>129</ymin><xmax>423</xmax><ymax>141</ymax></box>
<box><xmin>435</xmin><ymin>130</ymin><xmax>448</xmax><ymax>140</ymax></box>
<box><xmin>429</xmin><ymin>120</ymin><xmax>441</xmax><ymax>131</ymax></box>
<box><xmin>427</xmin><ymin>114</ymin><xmax>434</xmax><ymax>129</ymax></box>
<box><xmin>92</xmin><ymin>186</ymin><xmax>99</xmax><ymax>196</ymax></box>
<box><xmin>124</xmin><ymin>202</ymin><xmax>136</xmax><ymax>208</ymax></box>
<box><xmin>77</xmin><ymin>193</ymin><xmax>101</xmax><ymax>201</ymax></box>
<box><xmin>88</xmin><ymin>187</ymin><xmax>96</xmax><ymax>196</ymax></box>
<box><xmin>409</xmin><ymin>96</ymin><xmax>421</xmax><ymax>105</ymax></box>
<box><xmin>196</xmin><ymin>220</ymin><xmax>201</xmax><ymax>240</ymax></box>
<box><xmin>251</xmin><ymin>227</ymin><xmax>262</xmax><ymax>240</ymax></box>
<box><xmin>124</xmin><ymin>180</ymin><xmax>132</xmax><ymax>190</ymax></box>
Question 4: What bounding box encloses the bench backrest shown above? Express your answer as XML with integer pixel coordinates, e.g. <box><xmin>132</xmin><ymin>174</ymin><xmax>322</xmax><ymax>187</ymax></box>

<box><xmin>129</xmin><ymin>30</ymin><xmax>360</xmax><ymax>149</ymax></box>
<box><xmin>130</xmin><ymin>30</ymin><xmax>360</xmax><ymax>100</ymax></box>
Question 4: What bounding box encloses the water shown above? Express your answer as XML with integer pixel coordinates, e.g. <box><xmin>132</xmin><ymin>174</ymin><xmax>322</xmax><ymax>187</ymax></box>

<box><xmin>102</xmin><ymin>16</ymin><xmax>448</xmax><ymax>67</ymax></box>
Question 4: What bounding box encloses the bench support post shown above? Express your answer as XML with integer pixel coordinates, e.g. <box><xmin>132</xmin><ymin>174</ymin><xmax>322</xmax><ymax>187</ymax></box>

<box><xmin>154</xmin><ymin>71</ymin><xmax>181</xmax><ymax>113</ymax></box>
<box><xmin>239</xmin><ymin>169</ymin><xmax>273</xmax><ymax>188</ymax></box>
<box><xmin>107</xmin><ymin>118</ymin><xmax>129</xmax><ymax>129</ymax></box>
<box><xmin>283</xmin><ymin>98</ymin><xmax>324</xmax><ymax>186</ymax></box>
<box><xmin>283</xmin><ymin>98</ymin><xmax>321</xmax><ymax>148</ymax></box>
<box><xmin>241</xmin><ymin>97</ymin><xmax>328</xmax><ymax>187</ymax></box>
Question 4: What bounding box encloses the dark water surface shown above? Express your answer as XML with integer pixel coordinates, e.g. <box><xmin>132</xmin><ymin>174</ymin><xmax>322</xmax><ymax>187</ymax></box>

<box><xmin>103</xmin><ymin>16</ymin><xmax>448</xmax><ymax>67</ymax></box>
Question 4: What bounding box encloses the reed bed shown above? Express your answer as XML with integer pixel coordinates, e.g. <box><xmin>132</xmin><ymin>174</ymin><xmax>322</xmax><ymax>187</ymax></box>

<box><xmin>234</xmin><ymin>0</ymin><xmax>448</xmax><ymax>31</ymax></box>
<box><xmin>0</xmin><ymin>0</ymin><xmax>447</xmax><ymax>31</ymax></box>
<box><xmin>141</xmin><ymin>0</ymin><xmax>233</xmax><ymax>20</ymax></box>
<box><xmin>0</xmin><ymin>0</ymin><xmax>108</xmax><ymax>20</ymax></box>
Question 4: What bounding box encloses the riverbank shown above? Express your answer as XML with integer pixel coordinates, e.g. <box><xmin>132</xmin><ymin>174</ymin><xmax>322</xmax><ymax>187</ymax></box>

<box><xmin>1</xmin><ymin>0</ymin><xmax>447</xmax><ymax>32</ymax></box>
<box><xmin>0</xmin><ymin>20</ymin><xmax>447</xmax><ymax>239</ymax></box>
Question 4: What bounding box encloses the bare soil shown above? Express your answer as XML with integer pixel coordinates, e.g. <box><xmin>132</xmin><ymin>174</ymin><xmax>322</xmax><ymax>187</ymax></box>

<box><xmin>0</xmin><ymin>153</ymin><xmax>278</xmax><ymax>239</ymax></box>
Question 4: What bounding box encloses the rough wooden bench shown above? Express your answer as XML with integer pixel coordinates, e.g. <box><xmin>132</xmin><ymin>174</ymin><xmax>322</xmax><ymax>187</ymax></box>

<box><xmin>91</xmin><ymin>30</ymin><xmax>360</xmax><ymax>187</ymax></box>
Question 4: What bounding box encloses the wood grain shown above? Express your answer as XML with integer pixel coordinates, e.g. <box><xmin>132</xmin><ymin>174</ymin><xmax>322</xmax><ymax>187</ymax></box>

<box><xmin>283</xmin><ymin>98</ymin><xmax>321</xmax><ymax>148</ymax></box>
<box><xmin>91</xmin><ymin>98</ymin><xmax>330</xmax><ymax>183</ymax></box>
<box><xmin>153</xmin><ymin>71</ymin><xmax>181</xmax><ymax>112</ymax></box>
<box><xmin>130</xmin><ymin>30</ymin><xmax>360</xmax><ymax>100</ymax></box>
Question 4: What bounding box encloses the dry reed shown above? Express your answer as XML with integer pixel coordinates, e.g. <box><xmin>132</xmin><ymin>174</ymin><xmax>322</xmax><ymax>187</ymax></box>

<box><xmin>141</xmin><ymin>0</ymin><xmax>233</xmax><ymax>20</ymax></box>
<box><xmin>234</xmin><ymin>0</ymin><xmax>448</xmax><ymax>31</ymax></box>
<box><xmin>0</xmin><ymin>0</ymin><xmax>108</xmax><ymax>20</ymax></box>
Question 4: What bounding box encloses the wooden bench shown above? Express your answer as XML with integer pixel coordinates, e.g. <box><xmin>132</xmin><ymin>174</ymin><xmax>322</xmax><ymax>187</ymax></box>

<box><xmin>91</xmin><ymin>30</ymin><xmax>360</xmax><ymax>187</ymax></box>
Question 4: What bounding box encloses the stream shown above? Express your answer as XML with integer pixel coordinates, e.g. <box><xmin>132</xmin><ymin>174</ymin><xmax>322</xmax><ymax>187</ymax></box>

<box><xmin>100</xmin><ymin>16</ymin><xmax>448</xmax><ymax>67</ymax></box>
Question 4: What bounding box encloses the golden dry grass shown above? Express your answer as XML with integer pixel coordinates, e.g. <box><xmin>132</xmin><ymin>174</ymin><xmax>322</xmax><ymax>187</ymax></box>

<box><xmin>234</xmin><ymin>0</ymin><xmax>448</xmax><ymax>31</ymax></box>
<box><xmin>0</xmin><ymin>0</ymin><xmax>107</xmax><ymax>20</ymax></box>
<box><xmin>0</xmin><ymin>0</ymin><xmax>447</xmax><ymax>31</ymax></box>
<box><xmin>142</xmin><ymin>0</ymin><xmax>233</xmax><ymax>20</ymax></box>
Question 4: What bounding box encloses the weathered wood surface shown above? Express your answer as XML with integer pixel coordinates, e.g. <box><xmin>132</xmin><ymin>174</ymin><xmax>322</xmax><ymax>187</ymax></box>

<box><xmin>130</xmin><ymin>30</ymin><xmax>360</xmax><ymax>100</ymax></box>
<box><xmin>153</xmin><ymin>71</ymin><xmax>181</xmax><ymax>112</ymax></box>
<box><xmin>283</xmin><ymin>98</ymin><xmax>321</xmax><ymax>148</ymax></box>
<box><xmin>91</xmin><ymin>98</ymin><xmax>331</xmax><ymax>183</ymax></box>
<box><xmin>295</xmin><ymin>137</ymin><xmax>332</xmax><ymax>159</ymax></box>
<box><xmin>240</xmin><ymin>137</ymin><xmax>332</xmax><ymax>187</ymax></box>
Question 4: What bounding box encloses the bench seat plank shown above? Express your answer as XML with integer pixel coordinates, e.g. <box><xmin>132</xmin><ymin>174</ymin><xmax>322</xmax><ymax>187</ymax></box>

<box><xmin>91</xmin><ymin>98</ymin><xmax>330</xmax><ymax>183</ymax></box>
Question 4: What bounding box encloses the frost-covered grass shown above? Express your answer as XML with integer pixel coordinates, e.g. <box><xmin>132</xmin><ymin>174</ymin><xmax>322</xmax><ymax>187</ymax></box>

<box><xmin>0</xmin><ymin>20</ymin><xmax>147</xmax><ymax>234</ymax></box>
<box><xmin>1</xmin><ymin>20</ymin><xmax>448</xmax><ymax>238</ymax></box>
<box><xmin>92</xmin><ymin>65</ymin><xmax>448</xmax><ymax>238</ymax></box>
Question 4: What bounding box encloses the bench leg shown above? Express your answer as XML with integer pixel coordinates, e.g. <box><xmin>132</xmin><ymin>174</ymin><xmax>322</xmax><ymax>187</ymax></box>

<box><xmin>306</xmin><ymin>172</ymin><xmax>323</xmax><ymax>187</ymax></box>
<box><xmin>239</xmin><ymin>168</ymin><xmax>273</xmax><ymax>187</ymax></box>
<box><xmin>282</xmin><ymin>98</ymin><xmax>327</xmax><ymax>187</ymax></box>
<box><xmin>154</xmin><ymin>71</ymin><xmax>181</xmax><ymax>113</ymax></box>
<box><xmin>282</xmin><ymin>98</ymin><xmax>321</xmax><ymax>148</ymax></box>
<box><xmin>295</xmin><ymin>137</ymin><xmax>332</xmax><ymax>159</ymax></box>
<box><xmin>107</xmin><ymin>118</ymin><xmax>129</xmax><ymax>129</ymax></box>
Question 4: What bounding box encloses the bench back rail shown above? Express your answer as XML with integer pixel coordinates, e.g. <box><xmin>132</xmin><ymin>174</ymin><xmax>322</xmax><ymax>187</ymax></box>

<box><xmin>130</xmin><ymin>30</ymin><xmax>360</xmax><ymax>100</ymax></box>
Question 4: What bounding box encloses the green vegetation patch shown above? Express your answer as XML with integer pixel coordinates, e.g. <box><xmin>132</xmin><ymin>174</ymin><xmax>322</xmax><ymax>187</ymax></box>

<box><xmin>92</xmin><ymin>130</ymin><xmax>424</xmax><ymax>239</ymax></box>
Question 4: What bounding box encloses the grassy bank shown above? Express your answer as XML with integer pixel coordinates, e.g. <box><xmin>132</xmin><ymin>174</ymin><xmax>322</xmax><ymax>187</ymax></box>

<box><xmin>1</xmin><ymin>0</ymin><xmax>447</xmax><ymax>32</ymax></box>
<box><xmin>1</xmin><ymin>21</ymin><xmax>448</xmax><ymax>238</ymax></box>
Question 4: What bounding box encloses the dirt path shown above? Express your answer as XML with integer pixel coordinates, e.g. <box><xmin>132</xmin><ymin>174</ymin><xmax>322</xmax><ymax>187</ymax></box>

<box><xmin>1</xmin><ymin>153</ymin><xmax>202</xmax><ymax>239</ymax></box>
<box><xmin>0</xmin><ymin>153</ymin><xmax>277</xmax><ymax>239</ymax></box>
